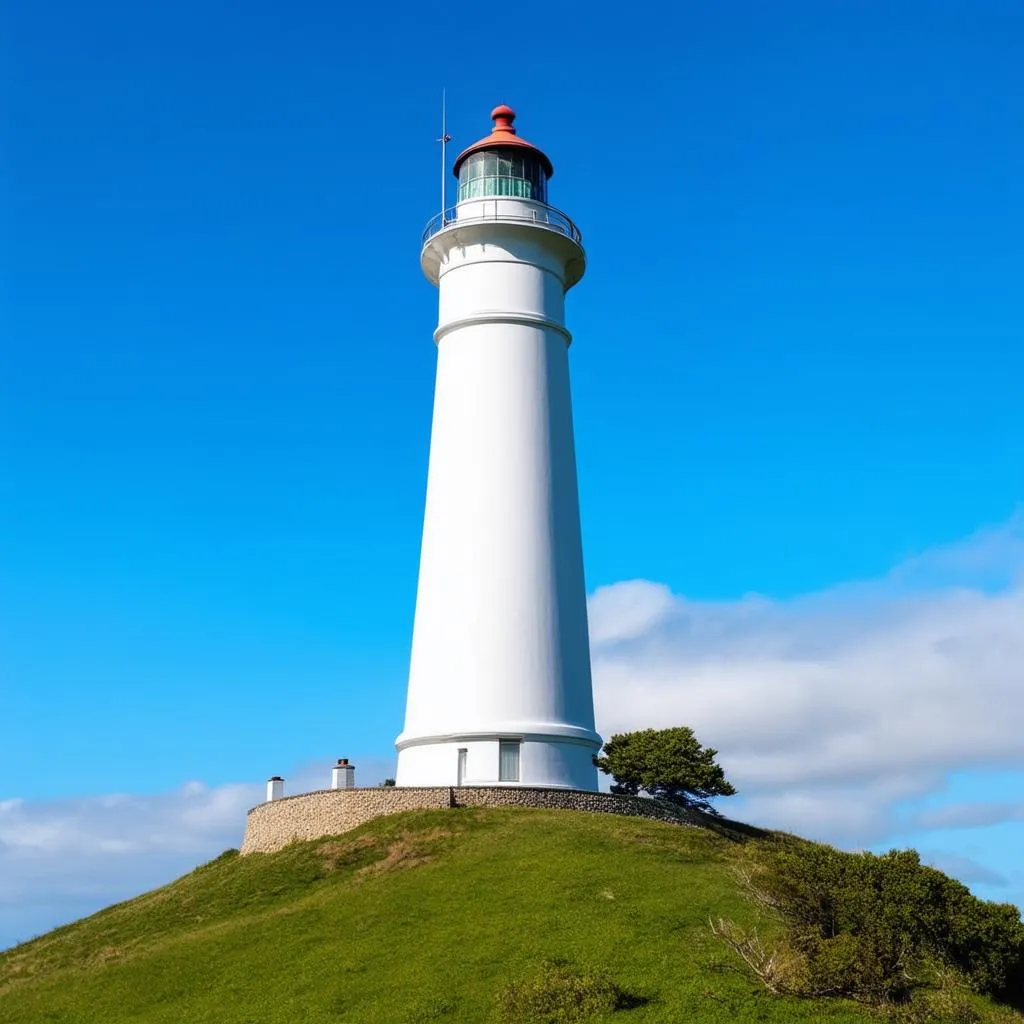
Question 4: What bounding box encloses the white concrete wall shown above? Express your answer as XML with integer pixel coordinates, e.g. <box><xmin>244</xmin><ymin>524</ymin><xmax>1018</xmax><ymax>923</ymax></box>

<box><xmin>397</xmin><ymin>212</ymin><xmax>600</xmax><ymax>790</ymax></box>
<box><xmin>398</xmin><ymin>737</ymin><xmax>599</xmax><ymax>790</ymax></box>
<box><xmin>454</xmin><ymin>196</ymin><xmax>545</xmax><ymax>225</ymax></box>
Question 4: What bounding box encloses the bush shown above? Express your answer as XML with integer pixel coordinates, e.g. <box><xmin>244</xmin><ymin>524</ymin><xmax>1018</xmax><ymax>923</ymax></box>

<box><xmin>943</xmin><ymin>893</ymin><xmax>1024</xmax><ymax>1006</ymax></box>
<box><xmin>496</xmin><ymin>960</ymin><xmax>630</xmax><ymax>1023</ymax></box>
<box><xmin>886</xmin><ymin>969</ymin><xmax>982</xmax><ymax>1024</ymax></box>
<box><xmin>714</xmin><ymin>840</ymin><xmax>1024</xmax><ymax>1011</ymax></box>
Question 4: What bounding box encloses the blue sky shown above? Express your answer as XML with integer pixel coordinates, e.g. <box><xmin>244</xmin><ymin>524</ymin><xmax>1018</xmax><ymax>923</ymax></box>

<box><xmin>3</xmin><ymin>0</ymin><xmax>1023</xmax><ymax>948</ymax></box>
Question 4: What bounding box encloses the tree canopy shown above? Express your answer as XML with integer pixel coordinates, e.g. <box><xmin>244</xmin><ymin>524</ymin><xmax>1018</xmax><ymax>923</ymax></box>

<box><xmin>594</xmin><ymin>726</ymin><xmax>736</xmax><ymax>813</ymax></box>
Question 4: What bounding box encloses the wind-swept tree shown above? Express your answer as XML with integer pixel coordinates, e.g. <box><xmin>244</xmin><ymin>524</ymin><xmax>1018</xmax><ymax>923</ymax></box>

<box><xmin>594</xmin><ymin>726</ymin><xmax>736</xmax><ymax>814</ymax></box>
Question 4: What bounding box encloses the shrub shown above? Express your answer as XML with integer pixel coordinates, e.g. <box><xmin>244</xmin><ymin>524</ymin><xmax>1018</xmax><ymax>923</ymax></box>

<box><xmin>886</xmin><ymin>969</ymin><xmax>982</xmax><ymax>1024</ymax></box>
<box><xmin>712</xmin><ymin>840</ymin><xmax>1024</xmax><ymax>1011</ymax></box>
<box><xmin>496</xmin><ymin>959</ymin><xmax>630</xmax><ymax>1023</ymax></box>
<box><xmin>943</xmin><ymin>892</ymin><xmax>1024</xmax><ymax>1006</ymax></box>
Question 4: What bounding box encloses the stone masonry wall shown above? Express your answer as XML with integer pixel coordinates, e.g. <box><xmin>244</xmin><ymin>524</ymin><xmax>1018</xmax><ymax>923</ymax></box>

<box><xmin>240</xmin><ymin>788</ymin><xmax>451</xmax><ymax>854</ymax></box>
<box><xmin>240</xmin><ymin>786</ymin><xmax>700</xmax><ymax>854</ymax></box>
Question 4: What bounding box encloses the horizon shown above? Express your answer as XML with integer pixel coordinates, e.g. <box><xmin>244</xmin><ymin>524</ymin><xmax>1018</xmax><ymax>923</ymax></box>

<box><xmin>3</xmin><ymin>0</ymin><xmax>1024</xmax><ymax>949</ymax></box>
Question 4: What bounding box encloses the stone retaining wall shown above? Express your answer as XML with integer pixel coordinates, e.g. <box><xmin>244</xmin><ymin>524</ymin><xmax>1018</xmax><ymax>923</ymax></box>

<box><xmin>240</xmin><ymin>786</ymin><xmax>699</xmax><ymax>854</ymax></box>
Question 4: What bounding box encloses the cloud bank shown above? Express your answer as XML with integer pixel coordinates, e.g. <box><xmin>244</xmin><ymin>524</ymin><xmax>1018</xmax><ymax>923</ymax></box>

<box><xmin>590</xmin><ymin>515</ymin><xmax>1024</xmax><ymax>843</ymax></box>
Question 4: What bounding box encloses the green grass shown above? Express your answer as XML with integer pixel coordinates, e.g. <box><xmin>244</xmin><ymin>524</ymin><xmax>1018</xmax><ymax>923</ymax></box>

<box><xmin>0</xmin><ymin>807</ymin><xmax>1019</xmax><ymax>1023</ymax></box>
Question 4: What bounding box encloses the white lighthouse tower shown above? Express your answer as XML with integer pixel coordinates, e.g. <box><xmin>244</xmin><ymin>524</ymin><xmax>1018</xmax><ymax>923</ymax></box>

<box><xmin>395</xmin><ymin>105</ymin><xmax>601</xmax><ymax>790</ymax></box>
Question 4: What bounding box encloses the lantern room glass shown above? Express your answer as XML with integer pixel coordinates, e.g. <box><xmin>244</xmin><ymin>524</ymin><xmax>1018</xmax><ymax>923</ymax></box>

<box><xmin>457</xmin><ymin>149</ymin><xmax>548</xmax><ymax>204</ymax></box>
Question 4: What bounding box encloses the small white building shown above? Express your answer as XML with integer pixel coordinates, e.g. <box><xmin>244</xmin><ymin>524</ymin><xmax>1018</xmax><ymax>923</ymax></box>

<box><xmin>395</xmin><ymin>105</ymin><xmax>601</xmax><ymax>790</ymax></box>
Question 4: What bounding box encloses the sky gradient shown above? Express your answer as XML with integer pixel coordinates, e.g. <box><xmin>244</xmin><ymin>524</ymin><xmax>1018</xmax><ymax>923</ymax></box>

<box><xmin>3</xmin><ymin>0</ymin><xmax>1023</xmax><ymax>948</ymax></box>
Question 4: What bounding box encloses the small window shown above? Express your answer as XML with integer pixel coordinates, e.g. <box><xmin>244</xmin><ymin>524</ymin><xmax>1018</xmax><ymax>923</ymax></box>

<box><xmin>498</xmin><ymin>740</ymin><xmax>520</xmax><ymax>782</ymax></box>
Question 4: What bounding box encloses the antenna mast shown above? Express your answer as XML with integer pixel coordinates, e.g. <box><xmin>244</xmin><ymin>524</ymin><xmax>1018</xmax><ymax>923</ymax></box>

<box><xmin>438</xmin><ymin>89</ymin><xmax>452</xmax><ymax>223</ymax></box>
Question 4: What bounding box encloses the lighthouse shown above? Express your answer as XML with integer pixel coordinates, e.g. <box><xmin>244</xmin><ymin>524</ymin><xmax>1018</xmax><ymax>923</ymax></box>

<box><xmin>395</xmin><ymin>105</ymin><xmax>601</xmax><ymax>791</ymax></box>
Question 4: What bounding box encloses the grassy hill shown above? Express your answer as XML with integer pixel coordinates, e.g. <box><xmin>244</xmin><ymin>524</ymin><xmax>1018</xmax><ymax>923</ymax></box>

<box><xmin>1</xmin><ymin>807</ymin><xmax>1020</xmax><ymax>1023</ymax></box>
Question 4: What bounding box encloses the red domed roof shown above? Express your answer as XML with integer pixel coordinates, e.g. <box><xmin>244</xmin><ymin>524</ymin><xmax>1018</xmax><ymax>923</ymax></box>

<box><xmin>452</xmin><ymin>105</ymin><xmax>554</xmax><ymax>178</ymax></box>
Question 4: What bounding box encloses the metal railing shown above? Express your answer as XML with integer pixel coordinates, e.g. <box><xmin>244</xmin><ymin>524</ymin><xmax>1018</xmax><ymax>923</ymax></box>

<box><xmin>421</xmin><ymin>200</ymin><xmax>583</xmax><ymax>248</ymax></box>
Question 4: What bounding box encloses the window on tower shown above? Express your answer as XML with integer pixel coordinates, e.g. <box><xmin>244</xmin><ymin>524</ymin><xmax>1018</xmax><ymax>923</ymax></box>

<box><xmin>457</xmin><ymin>149</ymin><xmax>548</xmax><ymax>204</ymax></box>
<box><xmin>498</xmin><ymin>740</ymin><xmax>521</xmax><ymax>782</ymax></box>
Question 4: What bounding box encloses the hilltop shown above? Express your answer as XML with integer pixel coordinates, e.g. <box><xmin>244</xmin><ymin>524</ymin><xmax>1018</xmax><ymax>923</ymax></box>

<box><xmin>1</xmin><ymin>807</ymin><xmax>1020</xmax><ymax>1023</ymax></box>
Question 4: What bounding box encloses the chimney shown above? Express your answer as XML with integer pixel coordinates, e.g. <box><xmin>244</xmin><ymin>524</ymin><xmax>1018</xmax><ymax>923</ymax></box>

<box><xmin>331</xmin><ymin>758</ymin><xmax>356</xmax><ymax>790</ymax></box>
<box><xmin>266</xmin><ymin>776</ymin><xmax>285</xmax><ymax>802</ymax></box>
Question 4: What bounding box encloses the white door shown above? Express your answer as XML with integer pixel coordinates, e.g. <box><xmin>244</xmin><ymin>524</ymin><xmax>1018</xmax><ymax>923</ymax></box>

<box><xmin>457</xmin><ymin>748</ymin><xmax>467</xmax><ymax>786</ymax></box>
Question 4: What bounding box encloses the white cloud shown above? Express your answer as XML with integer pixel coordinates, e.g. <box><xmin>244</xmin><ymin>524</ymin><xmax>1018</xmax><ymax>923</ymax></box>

<box><xmin>913</xmin><ymin>801</ymin><xmax>1024</xmax><ymax>831</ymax></box>
<box><xmin>0</xmin><ymin>782</ymin><xmax>256</xmax><ymax>859</ymax></box>
<box><xmin>588</xmin><ymin>580</ymin><xmax>676</xmax><ymax>645</ymax></box>
<box><xmin>590</xmin><ymin>515</ymin><xmax>1024</xmax><ymax>844</ymax></box>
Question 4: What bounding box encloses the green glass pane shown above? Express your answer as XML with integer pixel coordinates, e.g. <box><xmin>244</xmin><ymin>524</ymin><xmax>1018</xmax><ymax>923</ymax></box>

<box><xmin>459</xmin><ymin>154</ymin><xmax>482</xmax><ymax>184</ymax></box>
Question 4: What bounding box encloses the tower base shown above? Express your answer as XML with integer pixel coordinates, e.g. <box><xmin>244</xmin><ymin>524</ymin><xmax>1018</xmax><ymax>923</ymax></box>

<box><xmin>395</xmin><ymin>729</ymin><xmax>600</xmax><ymax>791</ymax></box>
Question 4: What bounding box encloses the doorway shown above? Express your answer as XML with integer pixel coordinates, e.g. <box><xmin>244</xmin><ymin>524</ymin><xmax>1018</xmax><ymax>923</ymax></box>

<box><xmin>457</xmin><ymin>748</ymin><xmax>468</xmax><ymax>786</ymax></box>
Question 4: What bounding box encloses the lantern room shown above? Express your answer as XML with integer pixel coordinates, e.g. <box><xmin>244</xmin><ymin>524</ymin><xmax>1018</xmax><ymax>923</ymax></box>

<box><xmin>453</xmin><ymin>105</ymin><xmax>554</xmax><ymax>205</ymax></box>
